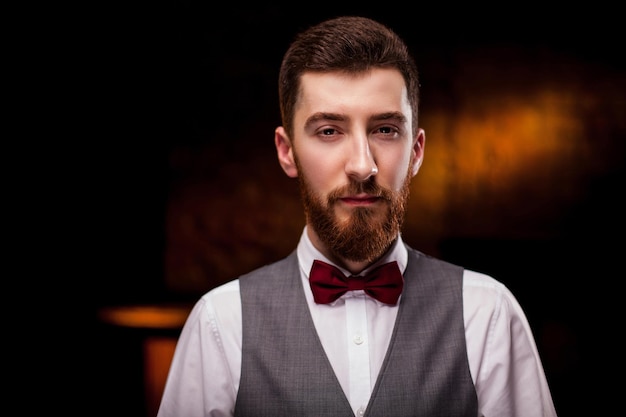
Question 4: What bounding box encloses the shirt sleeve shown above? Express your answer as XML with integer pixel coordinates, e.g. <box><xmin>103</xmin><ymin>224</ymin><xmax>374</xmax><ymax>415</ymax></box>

<box><xmin>463</xmin><ymin>270</ymin><xmax>557</xmax><ymax>417</ymax></box>
<box><xmin>157</xmin><ymin>280</ymin><xmax>242</xmax><ymax>417</ymax></box>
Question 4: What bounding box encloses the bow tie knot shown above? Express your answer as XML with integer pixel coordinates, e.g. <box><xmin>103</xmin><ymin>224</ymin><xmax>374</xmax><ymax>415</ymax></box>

<box><xmin>309</xmin><ymin>260</ymin><xmax>404</xmax><ymax>305</ymax></box>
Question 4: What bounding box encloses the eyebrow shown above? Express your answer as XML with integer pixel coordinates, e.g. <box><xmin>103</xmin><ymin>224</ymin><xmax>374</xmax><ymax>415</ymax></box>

<box><xmin>372</xmin><ymin>111</ymin><xmax>407</xmax><ymax>125</ymax></box>
<box><xmin>303</xmin><ymin>112</ymin><xmax>345</xmax><ymax>131</ymax></box>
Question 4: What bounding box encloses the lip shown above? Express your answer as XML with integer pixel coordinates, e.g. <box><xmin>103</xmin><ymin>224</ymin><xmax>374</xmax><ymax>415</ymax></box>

<box><xmin>339</xmin><ymin>194</ymin><xmax>381</xmax><ymax>206</ymax></box>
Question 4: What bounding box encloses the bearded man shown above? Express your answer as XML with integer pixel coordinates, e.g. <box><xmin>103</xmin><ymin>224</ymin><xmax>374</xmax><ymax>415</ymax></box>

<box><xmin>157</xmin><ymin>16</ymin><xmax>557</xmax><ymax>417</ymax></box>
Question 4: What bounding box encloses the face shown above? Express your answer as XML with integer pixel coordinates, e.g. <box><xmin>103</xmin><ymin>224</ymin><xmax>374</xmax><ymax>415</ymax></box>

<box><xmin>275</xmin><ymin>68</ymin><xmax>425</xmax><ymax>265</ymax></box>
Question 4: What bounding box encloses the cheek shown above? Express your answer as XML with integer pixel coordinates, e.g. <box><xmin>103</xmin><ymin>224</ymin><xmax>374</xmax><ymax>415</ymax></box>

<box><xmin>295</xmin><ymin>151</ymin><xmax>336</xmax><ymax>191</ymax></box>
<box><xmin>377</xmin><ymin>152</ymin><xmax>412</xmax><ymax>190</ymax></box>
<box><xmin>384</xmin><ymin>171</ymin><xmax>409</xmax><ymax>192</ymax></box>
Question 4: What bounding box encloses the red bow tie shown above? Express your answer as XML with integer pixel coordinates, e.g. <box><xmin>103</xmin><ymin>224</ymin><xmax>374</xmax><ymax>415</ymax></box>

<box><xmin>309</xmin><ymin>260</ymin><xmax>404</xmax><ymax>305</ymax></box>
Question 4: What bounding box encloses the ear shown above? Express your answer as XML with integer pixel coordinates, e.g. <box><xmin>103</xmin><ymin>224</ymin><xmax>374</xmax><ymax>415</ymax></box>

<box><xmin>275</xmin><ymin>126</ymin><xmax>299</xmax><ymax>178</ymax></box>
<box><xmin>410</xmin><ymin>128</ymin><xmax>425</xmax><ymax>177</ymax></box>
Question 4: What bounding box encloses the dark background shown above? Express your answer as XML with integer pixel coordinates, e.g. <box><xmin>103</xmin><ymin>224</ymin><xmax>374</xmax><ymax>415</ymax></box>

<box><xmin>68</xmin><ymin>3</ymin><xmax>625</xmax><ymax>416</ymax></box>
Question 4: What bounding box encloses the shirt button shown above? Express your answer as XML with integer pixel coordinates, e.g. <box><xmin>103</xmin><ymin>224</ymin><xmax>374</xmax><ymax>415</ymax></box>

<box><xmin>353</xmin><ymin>334</ymin><xmax>364</xmax><ymax>345</ymax></box>
<box><xmin>357</xmin><ymin>407</ymin><xmax>365</xmax><ymax>416</ymax></box>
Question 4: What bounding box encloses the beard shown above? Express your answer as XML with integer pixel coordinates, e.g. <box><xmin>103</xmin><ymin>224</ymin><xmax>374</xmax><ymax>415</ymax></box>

<box><xmin>298</xmin><ymin>168</ymin><xmax>412</xmax><ymax>264</ymax></box>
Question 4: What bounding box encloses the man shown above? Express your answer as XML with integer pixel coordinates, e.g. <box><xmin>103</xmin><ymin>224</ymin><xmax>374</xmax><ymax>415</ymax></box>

<box><xmin>157</xmin><ymin>16</ymin><xmax>557</xmax><ymax>417</ymax></box>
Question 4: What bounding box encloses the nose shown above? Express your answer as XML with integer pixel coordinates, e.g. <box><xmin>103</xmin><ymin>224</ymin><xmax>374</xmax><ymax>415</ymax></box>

<box><xmin>345</xmin><ymin>135</ymin><xmax>378</xmax><ymax>182</ymax></box>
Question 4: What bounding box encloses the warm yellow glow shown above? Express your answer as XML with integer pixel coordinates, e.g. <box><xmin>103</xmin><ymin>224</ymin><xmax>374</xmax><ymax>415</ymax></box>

<box><xmin>144</xmin><ymin>336</ymin><xmax>178</xmax><ymax>417</ymax></box>
<box><xmin>98</xmin><ymin>304</ymin><xmax>192</xmax><ymax>329</ymax></box>
<box><xmin>408</xmin><ymin>85</ymin><xmax>609</xmax><ymax>240</ymax></box>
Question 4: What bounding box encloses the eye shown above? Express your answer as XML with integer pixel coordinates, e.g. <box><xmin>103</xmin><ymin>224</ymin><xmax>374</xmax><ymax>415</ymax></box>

<box><xmin>373</xmin><ymin>125</ymin><xmax>400</xmax><ymax>138</ymax></box>
<box><xmin>313</xmin><ymin>126</ymin><xmax>343</xmax><ymax>143</ymax></box>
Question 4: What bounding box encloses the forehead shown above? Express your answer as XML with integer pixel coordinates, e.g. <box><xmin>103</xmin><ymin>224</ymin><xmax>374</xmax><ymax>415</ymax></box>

<box><xmin>296</xmin><ymin>68</ymin><xmax>410</xmax><ymax>116</ymax></box>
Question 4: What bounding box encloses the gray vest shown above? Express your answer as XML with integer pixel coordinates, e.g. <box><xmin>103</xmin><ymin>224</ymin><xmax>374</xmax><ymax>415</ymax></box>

<box><xmin>235</xmin><ymin>245</ymin><xmax>477</xmax><ymax>417</ymax></box>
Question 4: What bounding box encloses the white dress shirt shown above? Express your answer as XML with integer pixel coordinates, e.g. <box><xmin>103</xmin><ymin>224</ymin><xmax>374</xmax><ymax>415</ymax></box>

<box><xmin>157</xmin><ymin>227</ymin><xmax>557</xmax><ymax>417</ymax></box>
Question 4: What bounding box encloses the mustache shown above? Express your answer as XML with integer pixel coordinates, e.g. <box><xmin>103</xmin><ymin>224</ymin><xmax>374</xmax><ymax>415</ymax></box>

<box><xmin>327</xmin><ymin>178</ymin><xmax>394</xmax><ymax>203</ymax></box>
